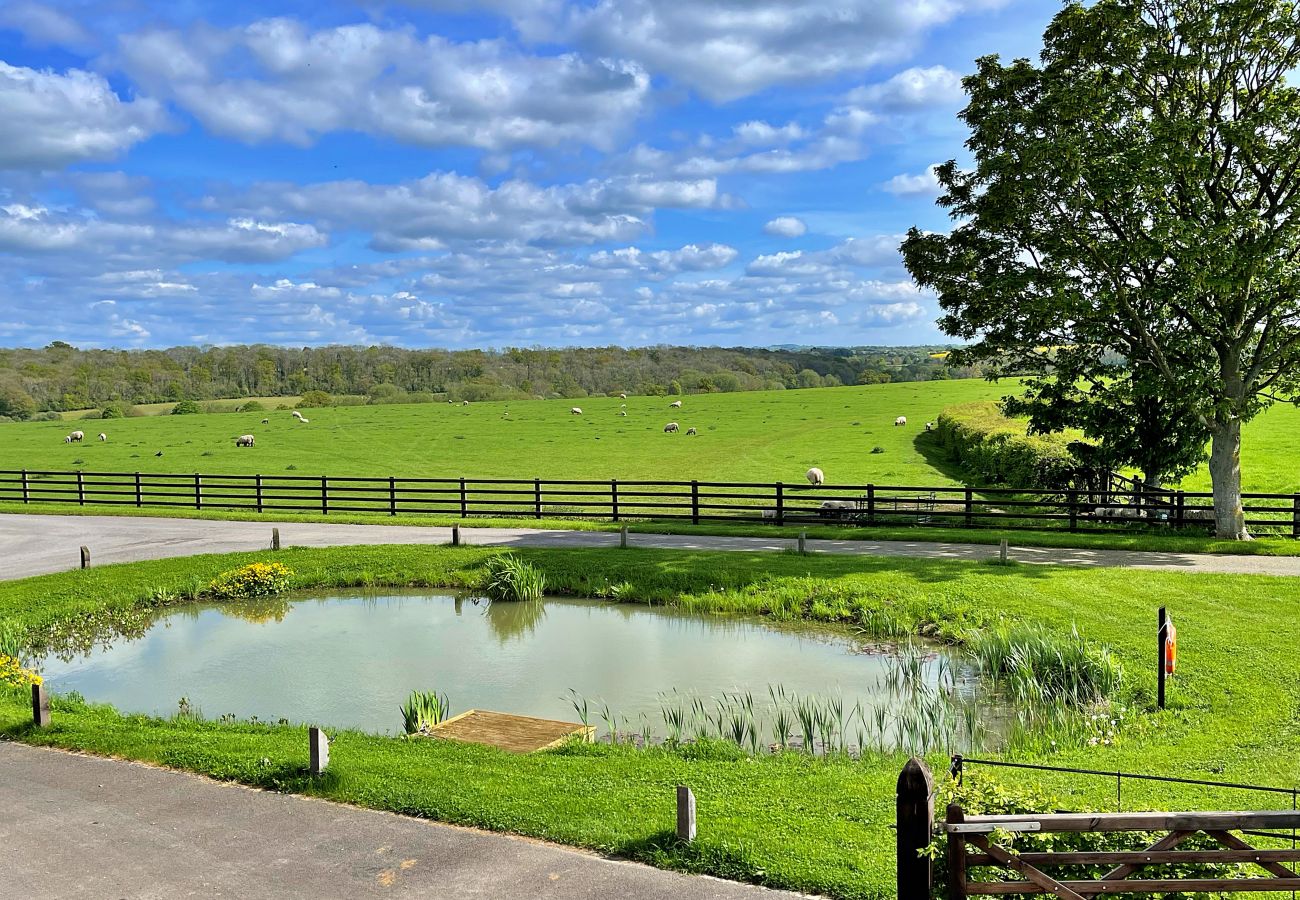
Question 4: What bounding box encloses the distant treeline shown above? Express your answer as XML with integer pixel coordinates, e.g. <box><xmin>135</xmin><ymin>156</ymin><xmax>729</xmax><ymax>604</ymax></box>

<box><xmin>0</xmin><ymin>342</ymin><xmax>977</xmax><ymax>419</ymax></box>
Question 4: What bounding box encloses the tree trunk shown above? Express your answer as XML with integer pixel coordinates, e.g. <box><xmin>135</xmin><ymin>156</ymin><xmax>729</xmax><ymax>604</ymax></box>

<box><xmin>1208</xmin><ymin>415</ymin><xmax>1249</xmax><ymax>540</ymax></box>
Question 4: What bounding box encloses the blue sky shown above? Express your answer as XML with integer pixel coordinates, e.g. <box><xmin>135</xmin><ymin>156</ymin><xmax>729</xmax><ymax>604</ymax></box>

<box><xmin>0</xmin><ymin>0</ymin><xmax>1058</xmax><ymax>349</ymax></box>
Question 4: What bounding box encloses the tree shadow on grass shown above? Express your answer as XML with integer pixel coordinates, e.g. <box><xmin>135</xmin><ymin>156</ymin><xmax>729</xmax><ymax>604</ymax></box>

<box><xmin>618</xmin><ymin>829</ymin><xmax>772</xmax><ymax>887</ymax></box>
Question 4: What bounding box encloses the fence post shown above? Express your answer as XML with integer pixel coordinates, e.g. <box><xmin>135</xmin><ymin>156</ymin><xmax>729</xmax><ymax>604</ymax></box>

<box><xmin>534</xmin><ymin>478</ymin><xmax>542</xmax><ymax>520</ymax></box>
<box><xmin>964</xmin><ymin>488</ymin><xmax>973</xmax><ymax>527</ymax></box>
<box><xmin>798</xmin><ymin>531</ymin><xmax>807</xmax><ymax>554</ymax></box>
<box><xmin>20</xmin><ymin>469</ymin><xmax>28</xmax><ymax>504</ymax></box>
<box><xmin>611</xmin><ymin>479</ymin><xmax>619</xmax><ymax>522</ymax></box>
<box><xmin>255</xmin><ymin>474</ymin><xmax>263</xmax><ymax>513</ymax></box>
<box><xmin>775</xmin><ymin>481</ymin><xmax>784</xmax><ymax>526</ymax></box>
<box><xmin>32</xmin><ymin>683</ymin><xmax>51</xmax><ymax>728</ymax></box>
<box><xmin>896</xmin><ymin>757</ymin><xmax>935</xmax><ymax>900</ymax></box>
<box><xmin>867</xmin><ymin>483</ymin><xmax>876</xmax><ymax>525</ymax></box>
<box><xmin>76</xmin><ymin>470</ymin><xmax>84</xmax><ymax>506</ymax></box>
<box><xmin>1294</xmin><ymin>493</ymin><xmax>1300</xmax><ymax>540</ymax></box>
<box><xmin>946</xmin><ymin>802</ymin><xmax>968</xmax><ymax>900</ymax></box>
<box><xmin>309</xmin><ymin>727</ymin><xmax>329</xmax><ymax>775</ymax></box>
<box><xmin>676</xmin><ymin>785</ymin><xmax>697</xmax><ymax>843</ymax></box>
<box><xmin>459</xmin><ymin>477</ymin><xmax>467</xmax><ymax>518</ymax></box>
<box><xmin>193</xmin><ymin>473</ymin><xmax>201</xmax><ymax>510</ymax></box>
<box><xmin>691</xmin><ymin>480</ymin><xmax>699</xmax><ymax>525</ymax></box>
<box><xmin>1133</xmin><ymin>474</ymin><xmax>1144</xmax><ymax>509</ymax></box>
<box><xmin>389</xmin><ymin>476</ymin><xmax>397</xmax><ymax>517</ymax></box>
<box><xmin>134</xmin><ymin>472</ymin><xmax>143</xmax><ymax>508</ymax></box>
<box><xmin>80</xmin><ymin>546</ymin><xmax>90</xmax><ymax>569</ymax></box>
<box><xmin>1176</xmin><ymin>491</ymin><xmax>1185</xmax><ymax>527</ymax></box>
<box><xmin>271</xmin><ymin>528</ymin><xmax>280</xmax><ymax>551</ymax></box>
<box><xmin>1068</xmin><ymin>488</ymin><xmax>1078</xmax><ymax>532</ymax></box>
<box><xmin>1157</xmin><ymin>605</ymin><xmax>1167</xmax><ymax>710</ymax></box>
<box><xmin>321</xmin><ymin>476</ymin><xmax>328</xmax><ymax>515</ymax></box>
<box><xmin>451</xmin><ymin>524</ymin><xmax>460</xmax><ymax>546</ymax></box>
<box><xmin>620</xmin><ymin>524</ymin><xmax>628</xmax><ymax>548</ymax></box>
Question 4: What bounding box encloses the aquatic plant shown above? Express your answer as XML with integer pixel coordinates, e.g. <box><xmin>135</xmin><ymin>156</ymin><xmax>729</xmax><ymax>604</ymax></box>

<box><xmin>969</xmin><ymin>622</ymin><xmax>1122</xmax><ymax>706</ymax></box>
<box><xmin>483</xmin><ymin>554</ymin><xmax>546</xmax><ymax>603</ymax></box>
<box><xmin>400</xmin><ymin>689</ymin><xmax>451</xmax><ymax>734</ymax></box>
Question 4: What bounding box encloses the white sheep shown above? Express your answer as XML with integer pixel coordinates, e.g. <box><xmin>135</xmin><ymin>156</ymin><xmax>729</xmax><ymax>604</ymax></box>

<box><xmin>894</xmin><ymin>416</ymin><xmax>907</xmax><ymax>426</ymax></box>
<box><xmin>669</xmin><ymin>400</ymin><xmax>682</xmax><ymax>408</ymax></box>
<box><xmin>297</xmin><ymin>415</ymin><xmax>310</xmax><ymax>423</ymax></box>
<box><xmin>462</xmin><ymin>400</ymin><xmax>470</xmax><ymax>406</ymax></box>
<box><xmin>291</xmin><ymin>410</ymin><xmax>304</xmax><ymax>419</ymax></box>
<box><xmin>63</xmin><ymin>435</ymin><xmax>71</xmax><ymax>443</ymax></box>
<box><xmin>686</xmin><ymin>427</ymin><xmax>697</xmax><ymax>435</ymax></box>
<box><xmin>664</xmin><ymin>422</ymin><xmax>680</xmax><ymax>433</ymax></box>
<box><xmin>235</xmin><ymin>434</ymin><xmax>255</xmax><ymax>447</ymax></box>
<box><xmin>806</xmin><ymin>467</ymin><xmax>825</xmax><ymax>486</ymax></box>
<box><xmin>69</xmin><ymin>430</ymin><xmax>84</xmax><ymax>442</ymax></box>
<box><xmin>261</xmin><ymin>418</ymin><xmax>270</xmax><ymax>425</ymax></box>
<box><xmin>97</xmin><ymin>432</ymin><xmax>107</xmax><ymax>442</ymax></box>
<box><xmin>618</xmin><ymin>410</ymin><xmax>627</xmax><ymax>416</ymax></box>
<box><xmin>619</xmin><ymin>392</ymin><xmax>627</xmax><ymax>399</ymax></box>
<box><xmin>924</xmin><ymin>421</ymin><xmax>934</xmax><ymax>432</ymax></box>
<box><xmin>570</xmin><ymin>407</ymin><xmax>583</xmax><ymax>415</ymax></box>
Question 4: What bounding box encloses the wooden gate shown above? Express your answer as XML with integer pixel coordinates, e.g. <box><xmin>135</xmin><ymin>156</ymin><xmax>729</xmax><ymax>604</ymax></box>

<box><xmin>944</xmin><ymin>804</ymin><xmax>1300</xmax><ymax>897</ymax></box>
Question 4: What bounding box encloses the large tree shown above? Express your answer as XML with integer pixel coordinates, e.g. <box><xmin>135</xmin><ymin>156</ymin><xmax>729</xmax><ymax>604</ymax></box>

<box><xmin>903</xmin><ymin>0</ymin><xmax>1300</xmax><ymax>539</ymax></box>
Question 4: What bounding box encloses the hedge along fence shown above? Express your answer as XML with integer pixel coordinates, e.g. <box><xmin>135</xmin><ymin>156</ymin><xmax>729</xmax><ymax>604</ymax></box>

<box><xmin>935</xmin><ymin>402</ymin><xmax>1084</xmax><ymax>491</ymax></box>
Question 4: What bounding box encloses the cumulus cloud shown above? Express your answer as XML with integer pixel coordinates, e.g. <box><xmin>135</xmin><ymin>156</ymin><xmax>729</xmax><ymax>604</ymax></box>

<box><xmin>847</xmin><ymin>65</ymin><xmax>964</xmax><ymax>110</ymax></box>
<box><xmin>116</xmin><ymin>18</ymin><xmax>649</xmax><ymax>151</ymax></box>
<box><xmin>0</xmin><ymin>2</ymin><xmax>94</xmax><ymax>49</ymax></box>
<box><xmin>763</xmin><ymin>216</ymin><xmax>807</xmax><ymax>238</ymax></box>
<box><xmin>0</xmin><ymin>62</ymin><xmax>165</xmax><ymax>169</ymax></box>
<box><xmin>512</xmin><ymin>0</ymin><xmax>997</xmax><ymax>101</ymax></box>
<box><xmin>882</xmin><ymin>165</ymin><xmax>943</xmax><ymax>196</ymax></box>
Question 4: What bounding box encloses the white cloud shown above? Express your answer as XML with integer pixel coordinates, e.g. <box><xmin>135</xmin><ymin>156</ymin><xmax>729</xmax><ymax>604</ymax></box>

<box><xmin>763</xmin><ymin>216</ymin><xmax>807</xmax><ymax>238</ymax></box>
<box><xmin>0</xmin><ymin>62</ymin><xmax>165</xmax><ymax>169</ymax></box>
<box><xmin>882</xmin><ymin>165</ymin><xmax>943</xmax><ymax>196</ymax></box>
<box><xmin>117</xmin><ymin>18</ymin><xmax>649</xmax><ymax>151</ymax></box>
<box><xmin>0</xmin><ymin>2</ymin><xmax>94</xmax><ymax>49</ymax></box>
<box><xmin>848</xmin><ymin>65</ymin><xmax>964</xmax><ymax>110</ymax></box>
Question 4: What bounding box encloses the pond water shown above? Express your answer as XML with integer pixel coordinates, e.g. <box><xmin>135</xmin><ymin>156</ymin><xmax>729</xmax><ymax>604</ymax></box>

<box><xmin>37</xmin><ymin>590</ymin><xmax>987</xmax><ymax>743</ymax></box>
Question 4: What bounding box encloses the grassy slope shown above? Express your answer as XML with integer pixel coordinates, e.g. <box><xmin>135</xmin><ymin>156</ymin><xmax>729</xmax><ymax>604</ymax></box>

<box><xmin>3</xmin><ymin>545</ymin><xmax>1299</xmax><ymax>898</ymax></box>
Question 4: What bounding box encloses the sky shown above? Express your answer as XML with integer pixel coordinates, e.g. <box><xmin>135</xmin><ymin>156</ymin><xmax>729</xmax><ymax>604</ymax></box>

<box><xmin>0</xmin><ymin>0</ymin><xmax>1060</xmax><ymax>350</ymax></box>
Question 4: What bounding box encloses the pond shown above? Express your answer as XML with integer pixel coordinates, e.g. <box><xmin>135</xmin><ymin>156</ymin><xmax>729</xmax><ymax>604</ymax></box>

<box><xmin>37</xmin><ymin>590</ymin><xmax>991</xmax><ymax>747</ymax></box>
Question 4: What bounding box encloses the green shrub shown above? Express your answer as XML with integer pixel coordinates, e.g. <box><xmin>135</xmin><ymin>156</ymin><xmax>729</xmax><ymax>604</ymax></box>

<box><xmin>238</xmin><ymin>400</ymin><xmax>265</xmax><ymax>412</ymax></box>
<box><xmin>171</xmin><ymin>399</ymin><xmax>202</xmax><ymax>415</ymax></box>
<box><xmin>208</xmin><ymin>562</ymin><xmax>294</xmax><ymax>600</ymax></box>
<box><xmin>101</xmin><ymin>404</ymin><xmax>126</xmax><ymax>419</ymax></box>
<box><xmin>483</xmin><ymin>554</ymin><xmax>546</xmax><ymax>602</ymax></box>
<box><xmin>935</xmin><ymin>401</ymin><xmax>1084</xmax><ymax>490</ymax></box>
<box><xmin>400</xmin><ymin>689</ymin><xmax>450</xmax><ymax>734</ymax></box>
<box><xmin>298</xmin><ymin>390</ymin><xmax>333</xmax><ymax>408</ymax></box>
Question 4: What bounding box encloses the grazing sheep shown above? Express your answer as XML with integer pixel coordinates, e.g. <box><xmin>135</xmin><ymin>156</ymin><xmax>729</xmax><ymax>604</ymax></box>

<box><xmin>686</xmin><ymin>427</ymin><xmax>697</xmax><ymax>435</ymax></box>
<box><xmin>664</xmin><ymin>422</ymin><xmax>680</xmax><ymax>433</ymax></box>
<box><xmin>97</xmin><ymin>433</ymin><xmax>107</xmax><ymax>442</ymax></box>
<box><xmin>669</xmin><ymin>400</ymin><xmax>682</xmax><ymax>408</ymax></box>
<box><xmin>69</xmin><ymin>430</ymin><xmax>84</xmax><ymax>442</ymax></box>
<box><xmin>618</xmin><ymin>410</ymin><xmax>627</xmax><ymax>416</ymax></box>
<box><xmin>261</xmin><ymin>418</ymin><xmax>269</xmax><ymax>425</ymax></box>
<box><xmin>819</xmin><ymin>499</ymin><xmax>863</xmax><ymax>518</ymax></box>
<box><xmin>619</xmin><ymin>392</ymin><xmax>627</xmax><ymax>399</ymax></box>
<box><xmin>63</xmin><ymin>435</ymin><xmax>71</xmax><ymax>443</ymax></box>
<box><xmin>806</xmin><ymin>467</ymin><xmax>825</xmax><ymax>486</ymax></box>
<box><xmin>297</xmin><ymin>416</ymin><xmax>309</xmax><ymax>423</ymax></box>
<box><xmin>570</xmin><ymin>407</ymin><xmax>583</xmax><ymax>415</ymax></box>
<box><xmin>925</xmin><ymin>422</ymin><xmax>934</xmax><ymax>432</ymax></box>
<box><xmin>291</xmin><ymin>410</ymin><xmax>304</xmax><ymax>419</ymax></box>
<box><xmin>462</xmin><ymin>400</ymin><xmax>470</xmax><ymax>406</ymax></box>
<box><xmin>235</xmin><ymin>434</ymin><xmax>255</xmax><ymax>448</ymax></box>
<box><xmin>894</xmin><ymin>416</ymin><xmax>907</xmax><ymax>426</ymax></box>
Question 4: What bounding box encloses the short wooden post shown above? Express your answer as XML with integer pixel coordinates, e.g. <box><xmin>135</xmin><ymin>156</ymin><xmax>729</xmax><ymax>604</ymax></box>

<box><xmin>534</xmin><ymin>478</ymin><xmax>542</xmax><ymax>520</ymax></box>
<box><xmin>611</xmin><ymin>479</ymin><xmax>619</xmax><ymax>522</ymax></box>
<box><xmin>946</xmin><ymin>802</ymin><xmax>968</xmax><ymax>900</ymax></box>
<box><xmin>1067</xmin><ymin>488</ymin><xmax>1078</xmax><ymax>532</ymax></box>
<box><xmin>21</xmin><ymin>468</ymin><xmax>29</xmax><ymax>504</ymax></box>
<box><xmin>1157</xmin><ymin>605</ymin><xmax>1167</xmax><ymax>710</ymax></box>
<box><xmin>964</xmin><ymin>488</ymin><xmax>973</xmax><ymax>527</ymax></box>
<box><xmin>193</xmin><ymin>473</ymin><xmax>201</xmax><ymax>510</ymax></box>
<box><xmin>32</xmin><ymin>683</ymin><xmax>51</xmax><ymax>728</ymax></box>
<box><xmin>798</xmin><ymin>531</ymin><xmax>807</xmax><ymax>554</ymax></box>
<box><xmin>676</xmin><ymin>785</ymin><xmax>696</xmax><ymax>843</ymax></box>
<box><xmin>451</xmin><ymin>524</ymin><xmax>460</xmax><ymax>547</ymax></box>
<box><xmin>619</xmin><ymin>525</ymin><xmax>628</xmax><ymax>549</ymax></box>
<box><xmin>896</xmin><ymin>757</ymin><xmax>935</xmax><ymax>900</ymax></box>
<box><xmin>309</xmin><ymin>726</ymin><xmax>329</xmax><ymax>775</ymax></box>
<box><xmin>271</xmin><ymin>528</ymin><xmax>280</xmax><ymax>551</ymax></box>
<box><xmin>775</xmin><ymin>481</ymin><xmax>784</xmax><ymax>526</ymax></box>
<box><xmin>690</xmin><ymin>480</ymin><xmax>699</xmax><ymax>525</ymax></box>
<box><xmin>134</xmin><ymin>472</ymin><xmax>143</xmax><ymax>508</ymax></box>
<box><xmin>388</xmin><ymin>476</ymin><xmax>397</xmax><ymax>516</ymax></box>
<box><xmin>459</xmin><ymin>477</ymin><xmax>467</xmax><ymax>518</ymax></box>
<box><xmin>79</xmin><ymin>546</ymin><xmax>90</xmax><ymax>569</ymax></box>
<box><xmin>999</xmin><ymin>538</ymin><xmax>1008</xmax><ymax>564</ymax></box>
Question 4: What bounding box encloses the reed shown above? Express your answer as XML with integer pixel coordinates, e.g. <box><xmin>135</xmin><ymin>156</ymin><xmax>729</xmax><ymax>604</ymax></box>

<box><xmin>400</xmin><ymin>689</ymin><xmax>450</xmax><ymax>734</ymax></box>
<box><xmin>482</xmin><ymin>554</ymin><xmax>546</xmax><ymax>603</ymax></box>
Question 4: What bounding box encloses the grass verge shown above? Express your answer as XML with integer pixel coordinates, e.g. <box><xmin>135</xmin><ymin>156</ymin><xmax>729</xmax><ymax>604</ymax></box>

<box><xmin>2</xmin><ymin>545</ymin><xmax>1299</xmax><ymax>898</ymax></box>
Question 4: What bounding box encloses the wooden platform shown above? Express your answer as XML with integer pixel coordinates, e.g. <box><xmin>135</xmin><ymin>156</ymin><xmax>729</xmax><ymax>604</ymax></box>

<box><xmin>426</xmin><ymin>709</ymin><xmax>595</xmax><ymax>753</ymax></box>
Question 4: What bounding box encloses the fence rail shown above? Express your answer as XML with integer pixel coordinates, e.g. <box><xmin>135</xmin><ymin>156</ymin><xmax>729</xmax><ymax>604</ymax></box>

<box><xmin>2</xmin><ymin>469</ymin><xmax>1297</xmax><ymax>537</ymax></box>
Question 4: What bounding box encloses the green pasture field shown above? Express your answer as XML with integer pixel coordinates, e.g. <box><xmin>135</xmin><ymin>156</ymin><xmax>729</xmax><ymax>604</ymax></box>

<box><xmin>5</xmin><ymin>379</ymin><xmax>1298</xmax><ymax>492</ymax></box>
<box><xmin>3</xmin><ymin>545</ymin><xmax>1300</xmax><ymax>898</ymax></box>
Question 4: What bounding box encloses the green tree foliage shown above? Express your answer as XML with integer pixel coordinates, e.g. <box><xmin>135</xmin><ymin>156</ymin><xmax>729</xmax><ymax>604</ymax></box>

<box><xmin>903</xmin><ymin>0</ymin><xmax>1300</xmax><ymax>538</ymax></box>
<box><xmin>171</xmin><ymin>400</ymin><xmax>201</xmax><ymax>415</ymax></box>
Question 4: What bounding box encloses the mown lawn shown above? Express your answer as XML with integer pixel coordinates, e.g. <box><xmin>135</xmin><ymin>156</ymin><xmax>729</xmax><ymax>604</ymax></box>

<box><xmin>3</xmin><ymin>545</ymin><xmax>1299</xmax><ymax>898</ymax></box>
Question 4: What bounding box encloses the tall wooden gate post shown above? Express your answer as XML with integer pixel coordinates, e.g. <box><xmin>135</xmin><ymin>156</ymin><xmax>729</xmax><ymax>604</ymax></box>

<box><xmin>897</xmin><ymin>756</ymin><xmax>935</xmax><ymax>900</ymax></box>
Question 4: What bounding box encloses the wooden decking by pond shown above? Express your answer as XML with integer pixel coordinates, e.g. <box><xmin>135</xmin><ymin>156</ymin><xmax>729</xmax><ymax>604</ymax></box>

<box><xmin>427</xmin><ymin>709</ymin><xmax>595</xmax><ymax>753</ymax></box>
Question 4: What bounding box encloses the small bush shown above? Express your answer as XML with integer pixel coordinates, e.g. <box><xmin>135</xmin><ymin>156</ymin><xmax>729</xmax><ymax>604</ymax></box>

<box><xmin>0</xmin><ymin>653</ymin><xmax>41</xmax><ymax>689</ymax></box>
<box><xmin>935</xmin><ymin>401</ymin><xmax>1084</xmax><ymax>490</ymax></box>
<box><xmin>31</xmin><ymin>411</ymin><xmax>63</xmax><ymax>422</ymax></box>
<box><xmin>870</xmin><ymin>446</ymin><xmax>885</xmax><ymax>454</ymax></box>
<box><xmin>400</xmin><ymin>689</ymin><xmax>450</xmax><ymax>734</ymax></box>
<box><xmin>172</xmin><ymin>399</ymin><xmax>202</xmax><ymax>415</ymax></box>
<box><xmin>298</xmin><ymin>390</ymin><xmax>333</xmax><ymax>408</ymax></box>
<box><xmin>483</xmin><ymin>554</ymin><xmax>546</xmax><ymax>602</ymax></box>
<box><xmin>101</xmin><ymin>404</ymin><xmax>126</xmax><ymax>419</ymax></box>
<box><xmin>238</xmin><ymin>400</ymin><xmax>265</xmax><ymax>412</ymax></box>
<box><xmin>208</xmin><ymin>562</ymin><xmax>294</xmax><ymax>600</ymax></box>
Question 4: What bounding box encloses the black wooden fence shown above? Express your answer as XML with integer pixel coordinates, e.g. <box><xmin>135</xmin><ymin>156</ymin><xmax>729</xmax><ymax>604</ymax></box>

<box><xmin>1</xmin><ymin>469</ymin><xmax>1297</xmax><ymax>536</ymax></box>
